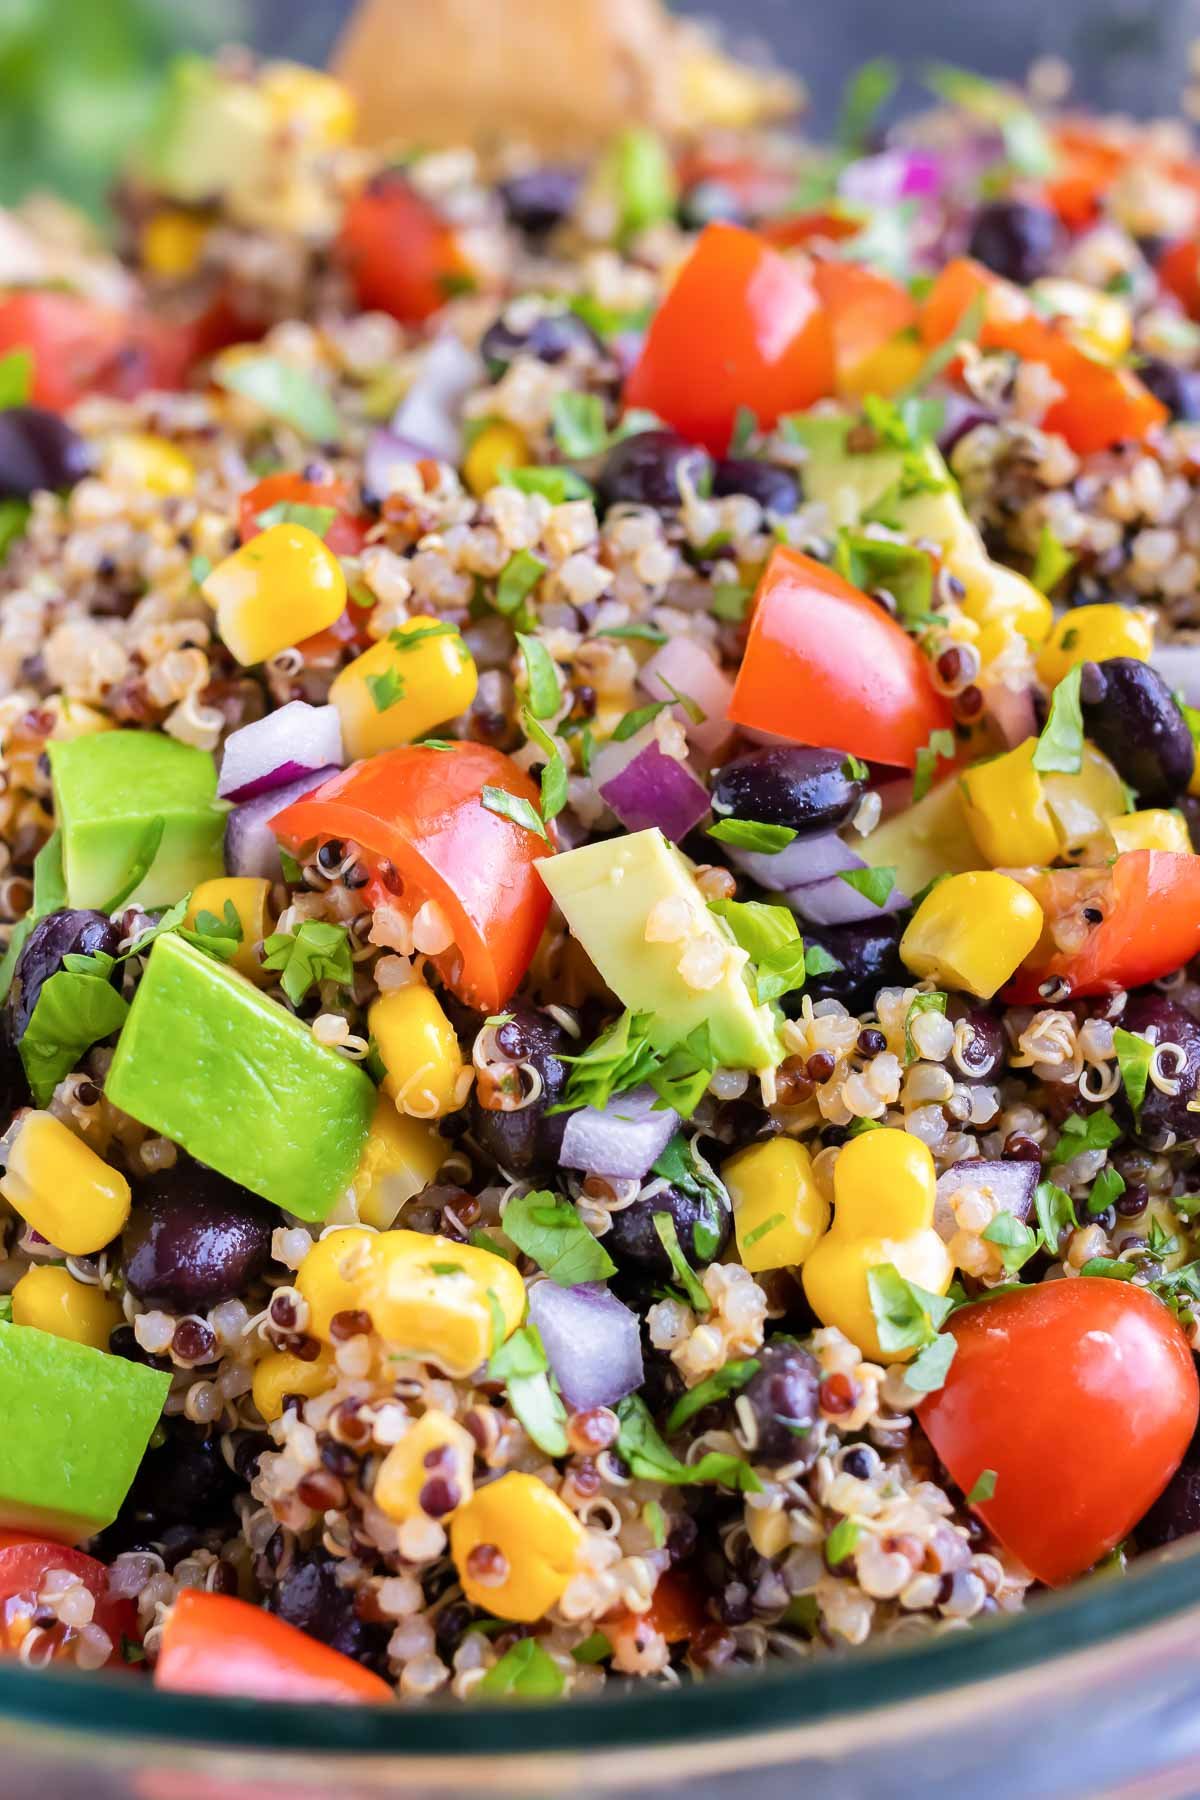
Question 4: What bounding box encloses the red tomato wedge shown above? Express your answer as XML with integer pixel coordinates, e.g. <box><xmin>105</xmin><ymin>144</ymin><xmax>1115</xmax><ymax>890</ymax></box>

<box><xmin>919</xmin><ymin>258</ymin><xmax>1166</xmax><ymax>455</ymax></box>
<box><xmin>624</xmin><ymin>223</ymin><xmax>835</xmax><ymax>454</ymax></box>
<box><xmin>1005</xmin><ymin>851</ymin><xmax>1200</xmax><ymax>1001</ymax></box>
<box><xmin>237</xmin><ymin>472</ymin><xmax>371</xmax><ymax>557</ymax></box>
<box><xmin>918</xmin><ymin>1281</ymin><xmax>1198</xmax><ymax>1586</ymax></box>
<box><xmin>0</xmin><ymin>291</ymin><xmax>190</xmax><ymax>412</ymax></box>
<box><xmin>0</xmin><ymin>1534</ymin><xmax>135</xmax><ymax>1666</ymax></box>
<box><xmin>1158</xmin><ymin>237</ymin><xmax>1200</xmax><ymax>320</ymax></box>
<box><xmin>155</xmin><ymin>1589</ymin><xmax>392</xmax><ymax>1705</ymax></box>
<box><xmin>270</xmin><ymin>743</ymin><xmax>553</xmax><ymax>1013</ymax></box>
<box><xmin>727</xmin><ymin>545</ymin><xmax>951</xmax><ymax>770</ymax></box>
<box><xmin>812</xmin><ymin>260</ymin><xmax>918</xmax><ymax>389</ymax></box>
<box><xmin>1043</xmin><ymin>123</ymin><xmax>1128</xmax><ymax>230</ymax></box>
<box><xmin>761</xmin><ymin>210</ymin><xmax>863</xmax><ymax>251</ymax></box>
<box><xmin>338</xmin><ymin>174</ymin><xmax>472</xmax><ymax>324</ymax></box>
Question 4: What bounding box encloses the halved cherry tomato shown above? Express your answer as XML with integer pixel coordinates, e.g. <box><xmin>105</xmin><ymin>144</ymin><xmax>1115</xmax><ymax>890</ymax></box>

<box><xmin>919</xmin><ymin>258</ymin><xmax>1166</xmax><ymax>455</ymax></box>
<box><xmin>270</xmin><ymin>742</ymin><xmax>553</xmax><ymax>1012</ymax></box>
<box><xmin>337</xmin><ymin>174</ymin><xmax>472</xmax><ymax>324</ymax></box>
<box><xmin>624</xmin><ymin>223</ymin><xmax>835</xmax><ymax>454</ymax></box>
<box><xmin>237</xmin><ymin>472</ymin><xmax>371</xmax><ymax>557</ymax></box>
<box><xmin>155</xmin><ymin>1589</ymin><xmax>391</xmax><ymax>1704</ymax></box>
<box><xmin>812</xmin><ymin>259</ymin><xmax>918</xmax><ymax>394</ymax></box>
<box><xmin>1158</xmin><ymin>237</ymin><xmax>1200</xmax><ymax>321</ymax></box>
<box><xmin>727</xmin><ymin>545</ymin><xmax>951</xmax><ymax>770</ymax></box>
<box><xmin>633</xmin><ymin>1569</ymin><xmax>707</xmax><ymax>1644</ymax></box>
<box><xmin>918</xmin><ymin>1280</ymin><xmax>1198</xmax><ymax>1586</ymax></box>
<box><xmin>0</xmin><ymin>291</ymin><xmax>190</xmax><ymax>412</ymax></box>
<box><xmin>0</xmin><ymin>1532</ymin><xmax>136</xmax><ymax>1666</ymax></box>
<box><xmin>1005</xmin><ymin>850</ymin><xmax>1200</xmax><ymax>1001</ymax></box>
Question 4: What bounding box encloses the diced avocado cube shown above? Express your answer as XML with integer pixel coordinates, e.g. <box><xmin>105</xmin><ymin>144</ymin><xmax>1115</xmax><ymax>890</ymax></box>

<box><xmin>538</xmin><ymin>828</ymin><xmax>781</xmax><ymax>1069</ymax></box>
<box><xmin>845</xmin><ymin>779</ymin><xmax>981</xmax><ymax>897</ymax></box>
<box><xmin>49</xmin><ymin>731</ymin><xmax>227</xmax><ymax>911</ymax></box>
<box><xmin>105</xmin><ymin>933</ymin><xmax>376</xmax><ymax>1221</ymax></box>
<box><xmin>0</xmin><ymin>1322</ymin><xmax>169</xmax><ymax>1543</ymax></box>
<box><xmin>138</xmin><ymin>56</ymin><xmax>273</xmax><ymax>207</ymax></box>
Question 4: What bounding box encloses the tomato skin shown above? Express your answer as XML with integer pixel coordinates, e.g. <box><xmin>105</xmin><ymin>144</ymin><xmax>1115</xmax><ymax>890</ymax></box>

<box><xmin>624</xmin><ymin>223</ymin><xmax>835</xmax><ymax>454</ymax></box>
<box><xmin>237</xmin><ymin>472</ymin><xmax>370</xmax><ymax>557</ymax></box>
<box><xmin>155</xmin><ymin>1589</ymin><xmax>391</xmax><ymax>1704</ymax></box>
<box><xmin>270</xmin><ymin>743</ymin><xmax>553</xmax><ymax>1013</ymax></box>
<box><xmin>760</xmin><ymin>210</ymin><xmax>862</xmax><ymax>251</ymax></box>
<box><xmin>918</xmin><ymin>1280</ymin><xmax>1198</xmax><ymax>1586</ymax></box>
<box><xmin>0</xmin><ymin>292</ymin><xmax>189</xmax><ymax>411</ymax></box>
<box><xmin>727</xmin><ymin>545</ymin><xmax>951</xmax><ymax>770</ymax></box>
<box><xmin>1158</xmin><ymin>238</ymin><xmax>1200</xmax><ymax>320</ymax></box>
<box><xmin>0</xmin><ymin>1534</ymin><xmax>136</xmax><ymax>1665</ymax></box>
<box><xmin>919</xmin><ymin>258</ymin><xmax>1165</xmax><ymax>455</ymax></box>
<box><xmin>811</xmin><ymin>259</ymin><xmax>917</xmax><ymax>388</ymax></box>
<box><xmin>1006</xmin><ymin>851</ymin><xmax>1200</xmax><ymax>1001</ymax></box>
<box><xmin>338</xmin><ymin>175</ymin><xmax>469</xmax><ymax>324</ymax></box>
<box><xmin>1042</xmin><ymin>124</ymin><xmax>1128</xmax><ymax>230</ymax></box>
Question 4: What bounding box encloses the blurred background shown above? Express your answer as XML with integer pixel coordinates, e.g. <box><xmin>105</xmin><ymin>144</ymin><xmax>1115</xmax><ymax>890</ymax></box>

<box><xmin>2</xmin><ymin>0</ymin><xmax>1198</xmax><ymax>222</ymax></box>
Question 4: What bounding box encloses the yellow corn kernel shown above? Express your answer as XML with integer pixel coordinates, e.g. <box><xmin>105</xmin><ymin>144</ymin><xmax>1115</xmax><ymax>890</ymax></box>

<box><xmin>185</xmin><ymin>877</ymin><xmax>275</xmax><ymax>985</ymax></box>
<box><xmin>959</xmin><ymin>739</ymin><xmax>1059</xmax><ymax>868</ymax></box>
<box><xmin>900</xmin><ymin>871</ymin><xmax>1044</xmax><ymax>999</ymax></box>
<box><xmin>11</xmin><ymin>1264</ymin><xmax>122</xmax><ymax>1351</ymax></box>
<box><xmin>839</xmin><ymin>332</ymin><xmax>926</xmax><ymax>400</ymax></box>
<box><xmin>252</xmin><ymin>1345</ymin><xmax>335</xmax><ymax>1423</ymax></box>
<box><xmin>329</xmin><ymin>616</ymin><xmax>478</xmax><ymax>760</ymax></box>
<box><xmin>295</xmin><ymin>1227</ymin><xmax>377</xmax><ymax>1339</ymax></box>
<box><xmin>463</xmin><ymin>423</ymin><xmax>529</xmax><ymax>498</ymax></box>
<box><xmin>1030</xmin><ymin>278</ymin><xmax>1133</xmax><ymax>364</ymax></box>
<box><xmin>140</xmin><ymin>210</ymin><xmax>209</xmax><ymax>279</ymax></box>
<box><xmin>201</xmin><ymin>523</ymin><xmax>346</xmax><ymax>666</ymax></box>
<box><xmin>724</xmin><ymin>1137</ymin><xmax>830</xmax><ymax>1274</ymax></box>
<box><xmin>374</xmin><ymin>1409</ymin><xmax>475</xmax><ymax>1524</ymax></box>
<box><xmin>0</xmin><ymin>1112</ymin><xmax>131</xmax><ymax>1256</ymax></box>
<box><xmin>1041</xmin><ymin>743</ymin><xmax>1129</xmax><ymax>862</ymax></box>
<box><xmin>369</xmin><ymin>984</ymin><xmax>466</xmax><ymax>1120</ymax></box>
<box><xmin>1037</xmin><ymin>603</ymin><xmax>1153</xmax><ymax>688</ymax></box>
<box><xmin>450</xmin><ymin>1471</ymin><xmax>585</xmax><ymax>1621</ymax></box>
<box><xmin>102</xmin><ymin>433</ymin><xmax>196</xmax><ymax>498</ymax></box>
<box><xmin>260</xmin><ymin>62</ymin><xmax>356</xmax><ymax>144</ymax></box>
<box><xmin>746</xmin><ymin>1504</ymin><xmax>793</xmax><ymax>1560</ymax></box>
<box><xmin>352</xmin><ymin>1096</ymin><xmax>446</xmax><ymax>1231</ymax></box>
<box><xmin>1111</xmin><ymin>808</ymin><xmax>1192</xmax><ymax>854</ymax></box>
<box><xmin>362</xmin><ymin>1231</ymin><xmax>525</xmax><ymax>1377</ymax></box>
<box><xmin>801</xmin><ymin>1129</ymin><xmax>952</xmax><ymax>1362</ymax></box>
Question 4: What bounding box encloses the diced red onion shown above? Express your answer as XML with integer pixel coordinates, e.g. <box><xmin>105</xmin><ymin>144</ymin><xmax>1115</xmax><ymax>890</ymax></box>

<box><xmin>527</xmin><ymin>1280</ymin><xmax>644</xmax><ymax>1411</ymax></box>
<box><xmin>638</xmin><ymin>636</ymin><xmax>735</xmax><ymax>758</ymax></box>
<box><xmin>1152</xmin><ymin>644</ymin><xmax>1200</xmax><ymax>706</ymax></box>
<box><xmin>982</xmin><ymin>680</ymin><xmax>1038</xmax><ymax>749</ymax></box>
<box><xmin>560</xmin><ymin>1083</ymin><xmax>679</xmax><ymax>1180</ymax></box>
<box><xmin>727</xmin><ymin>828</ymin><xmax>864</xmax><ymax>893</ymax></box>
<box><xmin>390</xmin><ymin>334</ymin><xmax>483</xmax><ymax>465</ymax></box>
<box><xmin>364</xmin><ymin>427</ymin><xmax>444</xmax><ymax>497</ymax></box>
<box><xmin>937</xmin><ymin>390</ymin><xmax>998</xmax><ymax>456</ymax></box>
<box><xmin>838</xmin><ymin>149</ymin><xmax>942</xmax><ymax>208</ymax></box>
<box><xmin>224</xmin><ymin>766</ymin><xmax>341</xmax><ymax>879</ymax></box>
<box><xmin>593</xmin><ymin>726</ymin><xmax>710</xmax><ymax>842</ymax></box>
<box><xmin>217</xmin><ymin>702</ymin><xmax>344</xmax><ymax>802</ymax></box>
<box><xmin>786</xmin><ymin>870</ymin><xmax>908</xmax><ymax>926</ymax></box>
<box><xmin>934</xmin><ymin>1158</ymin><xmax>1039</xmax><ymax>1238</ymax></box>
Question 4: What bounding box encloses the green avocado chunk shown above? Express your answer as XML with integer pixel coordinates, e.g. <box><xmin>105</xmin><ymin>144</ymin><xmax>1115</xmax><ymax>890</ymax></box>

<box><xmin>105</xmin><ymin>932</ymin><xmax>376</xmax><ymax>1221</ymax></box>
<box><xmin>49</xmin><ymin>732</ymin><xmax>227</xmax><ymax>912</ymax></box>
<box><xmin>138</xmin><ymin>56</ymin><xmax>274</xmax><ymax>208</ymax></box>
<box><xmin>0</xmin><ymin>1322</ymin><xmax>169</xmax><ymax>1543</ymax></box>
<box><xmin>538</xmin><ymin>827</ymin><xmax>781</xmax><ymax>1070</ymax></box>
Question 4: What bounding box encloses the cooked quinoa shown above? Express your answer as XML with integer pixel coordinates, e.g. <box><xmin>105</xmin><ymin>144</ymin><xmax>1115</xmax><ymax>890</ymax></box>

<box><xmin>4</xmin><ymin>40</ymin><xmax>1200</xmax><ymax>1706</ymax></box>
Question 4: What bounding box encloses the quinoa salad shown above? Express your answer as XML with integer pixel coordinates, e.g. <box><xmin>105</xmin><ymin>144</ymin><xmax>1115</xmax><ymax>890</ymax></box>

<box><xmin>5</xmin><ymin>35</ymin><xmax>1200</xmax><ymax>1709</ymax></box>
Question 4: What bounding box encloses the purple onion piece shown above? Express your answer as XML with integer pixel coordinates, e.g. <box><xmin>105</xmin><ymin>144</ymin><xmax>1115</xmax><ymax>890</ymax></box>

<box><xmin>937</xmin><ymin>388</ymin><xmax>998</xmax><ymax>456</ymax></box>
<box><xmin>363</xmin><ymin>427</ymin><xmax>444</xmax><ymax>498</ymax></box>
<box><xmin>560</xmin><ymin>1084</ymin><xmax>679</xmax><ymax>1180</ymax></box>
<box><xmin>934</xmin><ymin>1158</ymin><xmax>1039</xmax><ymax>1239</ymax></box>
<box><xmin>728</xmin><ymin>829</ymin><xmax>864</xmax><ymax>893</ymax></box>
<box><xmin>218</xmin><ymin>701</ymin><xmax>344</xmax><ymax>801</ymax></box>
<box><xmin>595</xmin><ymin>734</ymin><xmax>710</xmax><ymax>843</ymax></box>
<box><xmin>224</xmin><ymin>765</ymin><xmax>341</xmax><ymax>880</ymax></box>
<box><xmin>638</xmin><ymin>637</ymin><xmax>735</xmax><ymax>758</ymax></box>
<box><xmin>786</xmin><ymin>871</ymin><xmax>908</xmax><ymax>927</ymax></box>
<box><xmin>389</xmin><ymin>335</ymin><xmax>484</xmax><ymax>465</ymax></box>
<box><xmin>527</xmin><ymin>1280</ymin><xmax>644</xmax><ymax>1411</ymax></box>
<box><xmin>982</xmin><ymin>681</ymin><xmax>1038</xmax><ymax>750</ymax></box>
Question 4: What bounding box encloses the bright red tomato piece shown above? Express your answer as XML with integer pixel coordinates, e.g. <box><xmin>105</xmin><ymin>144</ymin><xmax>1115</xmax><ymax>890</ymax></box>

<box><xmin>918</xmin><ymin>1280</ymin><xmax>1198</xmax><ymax>1585</ymax></box>
<box><xmin>0</xmin><ymin>291</ymin><xmax>189</xmax><ymax>412</ymax></box>
<box><xmin>0</xmin><ymin>1533</ymin><xmax>136</xmax><ymax>1666</ymax></box>
<box><xmin>155</xmin><ymin>1589</ymin><xmax>392</xmax><ymax>1704</ymax></box>
<box><xmin>237</xmin><ymin>472</ymin><xmax>371</xmax><ymax>557</ymax></box>
<box><xmin>727</xmin><ymin>545</ymin><xmax>951</xmax><ymax>770</ymax></box>
<box><xmin>1005</xmin><ymin>850</ymin><xmax>1200</xmax><ymax>1001</ymax></box>
<box><xmin>624</xmin><ymin>223</ymin><xmax>835</xmax><ymax>454</ymax></box>
<box><xmin>919</xmin><ymin>258</ymin><xmax>1166</xmax><ymax>455</ymax></box>
<box><xmin>1158</xmin><ymin>237</ymin><xmax>1200</xmax><ymax>320</ymax></box>
<box><xmin>338</xmin><ymin>174</ymin><xmax>471</xmax><ymax>324</ymax></box>
<box><xmin>270</xmin><ymin>742</ymin><xmax>553</xmax><ymax>1013</ymax></box>
<box><xmin>811</xmin><ymin>259</ymin><xmax>918</xmax><ymax>389</ymax></box>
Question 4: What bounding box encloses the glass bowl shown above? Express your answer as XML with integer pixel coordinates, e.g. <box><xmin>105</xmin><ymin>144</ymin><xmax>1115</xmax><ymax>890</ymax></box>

<box><xmin>4</xmin><ymin>1540</ymin><xmax>1200</xmax><ymax>1800</ymax></box>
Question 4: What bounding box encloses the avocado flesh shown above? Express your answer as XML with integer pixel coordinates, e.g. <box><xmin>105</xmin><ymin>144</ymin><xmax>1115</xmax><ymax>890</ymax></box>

<box><xmin>49</xmin><ymin>731</ymin><xmax>226</xmax><ymax>911</ymax></box>
<box><xmin>105</xmin><ymin>933</ymin><xmax>376</xmax><ymax>1222</ymax></box>
<box><xmin>845</xmin><ymin>779</ymin><xmax>981</xmax><ymax>897</ymax></box>
<box><xmin>138</xmin><ymin>56</ymin><xmax>273</xmax><ymax>208</ymax></box>
<box><xmin>537</xmin><ymin>828</ymin><xmax>781</xmax><ymax>1070</ymax></box>
<box><xmin>0</xmin><ymin>1323</ymin><xmax>169</xmax><ymax>1543</ymax></box>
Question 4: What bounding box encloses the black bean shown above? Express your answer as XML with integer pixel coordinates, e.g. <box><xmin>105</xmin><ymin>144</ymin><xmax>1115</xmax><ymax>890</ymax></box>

<box><xmin>468</xmin><ymin>1002</ymin><xmax>570</xmax><ymax>1176</ymax></box>
<box><xmin>7</xmin><ymin>908</ymin><xmax>121</xmax><ymax>1043</ymax></box>
<box><xmin>1078</xmin><ymin>658</ymin><xmax>1195</xmax><ymax>802</ymax></box>
<box><xmin>1135</xmin><ymin>356</ymin><xmax>1200</xmax><ymax>423</ymax></box>
<box><xmin>712</xmin><ymin>746</ymin><xmax>863</xmax><ymax>834</ymax></box>
<box><xmin>595</xmin><ymin>430</ymin><xmax>713</xmax><ymax>511</ymax></box>
<box><xmin>1112</xmin><ymin>994</ymin><xmax>1200</xmax><ymax>1144</ymax></box>
<box><xmin>270</xmin><ymin>1551</ymin><xmax>390</xmax><ymax>1674</ymax></box>
<box><xmin>121</xmin><ymin>1162</ymin><xmax>275</xmax><ymax>1309</ymax></box>
<box><xmin>711</xmin><ymin>458</ymin><xmax>800</xmax><ymax>514</ymax></box>
<box><xmin>953</xmin><ymin>1007</ymin><xmax>1006</xmax><ymax>1079</ymax></box>
<box><xmin>497</xmin><ymin>166</ymin><xmax>582</xmax><ymax>235</ymax></box>
<box><xmin>739</xmin><ymin>1341</ymin><xmax>821</xmax><ymax>1467</ymax></box>
<box><xmin>789</xmin><ymin>917</ymin><xmax>907</xmax><ymax>1014</ymax></box>
<box><xmin>0</xmin><ymin>407</ymin><xmax>92</xmax><ymax>500</ymax></box>
<box><xmin>604</xmin><ymin>1182</ymin><xmax>731</xmax><ymax>1277</ymax></box>
<box><xmin>95</xmin><ymin>1419</ymin><xmax>241</xmax><ymax>1556</ymax></box>
<box><xmin>480</xmin><ymin>306</ymin><xmax>601</xmax><ymax>377</ymax></box>
<box><xmin>967</xmin><ymin>199</ymin><xmax>1060</xmax><ymax>286</ymax></box>
<box><xmin>1137</xmin><ymin>1436</ymin><xmax>1200</xmax><ymax>1547</ymax></box>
